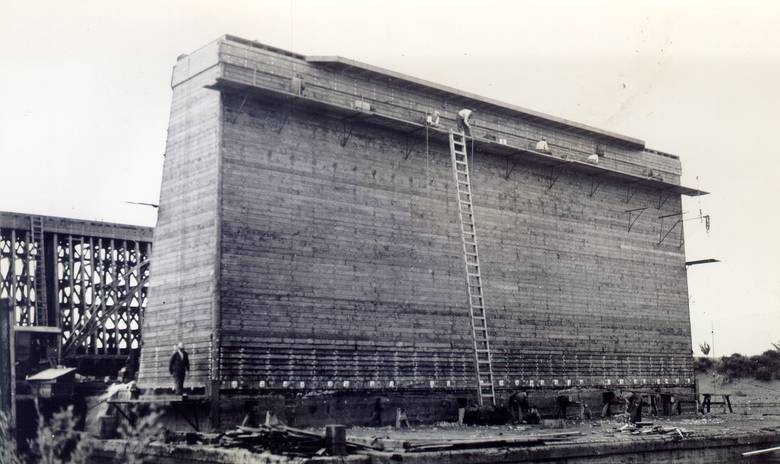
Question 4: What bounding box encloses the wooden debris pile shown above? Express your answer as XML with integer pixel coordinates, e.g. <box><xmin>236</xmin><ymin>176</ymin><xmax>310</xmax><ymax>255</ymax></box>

<box><xmin>616</xmin><ymin>423</ymin><xmax>694</xmax><ymax>439</ymax></box>
<box><xmin>219</xmin><ymin>424</ymin><xmax>335</xmax><ymax>456</ymax></box>
<box><xmin>215</xmin><ymin>423</ymin><xmax>586</xmax><ymax>457</ymax></box>
<box><xmin>396</xmin><ymin>431</ymin><xmax>583</xmax><ymax>452</ymax></box>
<box><xmin>218</xmin><ymin>422</ymin><xmax>385</xmax><ymax>457</ymax></box>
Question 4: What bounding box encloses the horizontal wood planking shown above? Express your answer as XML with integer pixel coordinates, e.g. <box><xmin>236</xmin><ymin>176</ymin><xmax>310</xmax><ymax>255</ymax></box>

<box><xmin>136</xmin><ymin>66</ymin><xmax>222</xmax><ymax>389</ymax></box>
<box><xmin>215</xmin><ymin>94</ymin><xmax>693</xmax><ymax>390</ymax></box>
<box><xmin>216</xmin><ymin>38</ymin><xmax>682</xmax><ymax>182</ymax></box>
<box><xmin>138</xmin><ymin>37</ymin><xmax>695</xmax><ymax>394</ymax></box>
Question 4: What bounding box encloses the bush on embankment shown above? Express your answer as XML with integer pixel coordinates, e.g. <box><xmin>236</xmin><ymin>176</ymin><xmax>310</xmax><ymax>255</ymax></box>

<box><xmin>694</xmin><ymin>343</ymin><xmax>780</xmax><ymax>382</ymax></box>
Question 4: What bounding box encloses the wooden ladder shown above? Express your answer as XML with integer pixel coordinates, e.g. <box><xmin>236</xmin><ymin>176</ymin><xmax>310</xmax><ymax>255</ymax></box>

<box><xmin>30</xmin><ymin>216</ymin><xmax>47</xmax><ymax>326</ymax></box>
<box><xmin>449</xmin><ymin>130</ymin><xmax>496</xmax><ymax>407</ymax></box>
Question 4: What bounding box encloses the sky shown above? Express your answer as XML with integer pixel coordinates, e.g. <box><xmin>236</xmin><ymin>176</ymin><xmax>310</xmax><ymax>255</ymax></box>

<box><xmin>1</xmin><ymin>0</ymin><xmax>778</xmax><ymax>356</ymax></box>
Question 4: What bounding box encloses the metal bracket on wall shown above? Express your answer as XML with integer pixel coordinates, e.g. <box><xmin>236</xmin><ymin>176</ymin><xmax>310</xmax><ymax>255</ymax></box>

<box><xmin>275</xmin><ymin>105</ymin><xmax>293</xmax><ymax>134</ymax></box>
<box><xmin>339</xmin><ymin>114</ymin><xmax>361</xmax><ymax>147</ymax></box>
<box><xmin>588</xmin><ymin>172</ymin><xmax>607</xmax><ymax>197</ymax></box>
<box><xmin>657</xmin><ymin>189</ymin><xmax>674</xmax><ymax>210</ymax></box>
<box><xmin>625</xmin><ymin>207</ymin><xmax>648</xmax><ymax>232</ymax></box>
<box><xmin>624</xmin><ymin>181</ymin><xmax>641</xmax><ymax>204</ymax></box>
<box><xmin>504</xmin><ymin>159</ymin><xmax>518</xmax><ymax>180</ymax></box>
<box><xmin>402</xmin><ymin>127</ymin><xmax>424</xmax><ymax>160</ymax></box>
<box><xmin>228</xmin><ymin>92</ymin><xmax>251</xmax><ymax>124</ymax></box>
<box><xmin>546</xmin><ymin>162</ymin><xmax>570</xmax><ymax>190</ymax></box>
<box><xmin>658</xmin><ymin>212</ymin><xmax>684</xmax><ymax>247</ymax></box>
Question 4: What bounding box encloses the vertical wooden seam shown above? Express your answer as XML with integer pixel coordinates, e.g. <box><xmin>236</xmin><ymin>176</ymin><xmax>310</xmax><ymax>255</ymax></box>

<box><xmin>210</xmin><ymin>71</ymin><xmax>226</xmax><ymax>430</ymax></box>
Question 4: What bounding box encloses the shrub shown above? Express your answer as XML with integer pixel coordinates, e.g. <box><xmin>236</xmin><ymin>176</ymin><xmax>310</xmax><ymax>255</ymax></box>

<box><xmin>716</xmin><ymin>353</ymin><xmax>756</xmax><ymax>380</ymax></box>
<box><xmin>755</xmin><ymin>367</ymin><xmax>773</xmax><ymax>381</ymax></box>
<box><xmin>3</xmin><ymin>403</ymin><xmax>92</xmax><ymax>464</ymax></box>
<box><xmin>30</xmin><ymin>405</ymin><xmax>92</xmax><ymax>464</ymax></box>
<box><xmin>757</xmin><ymin>350</ymin><xmax>780</xmax><ymax>378</ymax></box>
<box><xmin>709</xmin><ymin>346</ymin><xmax>780</xmax><ymax>381</ymax></box>
<box><xmin>0</xmin><ymin>411</ymin><xmax>24</xmax><ymax>464</ymax></box>
<box><xmin>118</xmin><ymin>406</ymin><xmax>164</xmax><ymax>464</ymax></box>
<box><xmin>694</xmin><ymin>356</ymin><xmax>713</xmax><ymax>372</ymax></box>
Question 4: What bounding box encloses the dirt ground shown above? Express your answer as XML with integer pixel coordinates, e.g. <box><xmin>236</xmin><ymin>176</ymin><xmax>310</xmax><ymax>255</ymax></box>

<box><xmin>347</xmin><ymin>415</ymin><xmax>780</xmax><ymax>447</ymax></box>
<box><xmin>697</xmin><ymin>370</ymin><xmax>780</xmax><ymax>411</ymax></box>
<box><xmin>345</xmin><ymin>372</ymin><xmax>780</xmax><ymax>450</ymax></box>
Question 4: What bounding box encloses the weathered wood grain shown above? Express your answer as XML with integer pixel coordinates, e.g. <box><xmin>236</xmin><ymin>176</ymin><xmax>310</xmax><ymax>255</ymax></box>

<box><xmin>138</xmin><ymin>36</ymin><xmax>695</xmax><ymax>399</ymax></box>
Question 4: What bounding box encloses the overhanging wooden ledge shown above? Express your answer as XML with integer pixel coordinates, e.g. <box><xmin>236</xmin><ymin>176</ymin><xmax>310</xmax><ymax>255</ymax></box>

<box><xmin>208</xmin><ymin>78</ymin><xmax>708</xmax><ymax>198</ymax></box>
<box><xmin>305</xmin><ymin>54</ymin><xmax>647</xmax><ymax>150</ymax></box>
<box><xmin>222</xmin><ymin>34</ymin><xmax>646</xmax><ymax>149</ymax></box>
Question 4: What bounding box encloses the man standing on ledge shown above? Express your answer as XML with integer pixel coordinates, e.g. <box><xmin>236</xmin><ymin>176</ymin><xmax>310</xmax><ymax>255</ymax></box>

<box><xmin>457</xmin><ymin>108</ymin><xmax>473</xmax><ymax>137</ymax></box>
<box><xmin>169</xmin><ymin>342</ymin><xmax>189</xmax><ymax>395</ymax></box>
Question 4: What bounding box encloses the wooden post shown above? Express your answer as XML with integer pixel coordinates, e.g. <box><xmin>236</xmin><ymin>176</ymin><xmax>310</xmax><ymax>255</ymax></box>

<box><xmin>0</xmin><ymin>298</ymin><xmax>15</xmax><ymax>431</ymax></box>
<box><xmin>325</xmin><ymin>424</ymin><xmax>347</xmax><ymax>456</ymax></box>
<box><xmin>210</xmin><ymin>92</ymin><xmax>225</xmax><ymax>432</ymax></box>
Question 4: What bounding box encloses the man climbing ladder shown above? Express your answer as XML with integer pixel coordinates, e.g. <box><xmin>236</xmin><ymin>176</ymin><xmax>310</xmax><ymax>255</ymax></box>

<box><xmin>449</xmin><ymin>128</ymin><xmax>496</xmax><ymax>407</ymax></box>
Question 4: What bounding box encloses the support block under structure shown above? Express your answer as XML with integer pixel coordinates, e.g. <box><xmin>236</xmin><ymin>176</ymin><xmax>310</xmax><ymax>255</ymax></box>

<box><xmin>137</xmin><ymin>35</ymin><xmax>706</xmax><ymax>428</ymax></box>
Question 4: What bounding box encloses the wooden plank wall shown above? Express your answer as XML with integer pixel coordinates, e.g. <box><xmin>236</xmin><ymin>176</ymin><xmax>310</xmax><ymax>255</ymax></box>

<box><xmin>469</xmin><ymin>130</ymin><xmax>692</xmax><ymax>387</ymax></box>
<box><xmin>219</xmin><ymin>95</ymin><xmax>473</xmax><ymax>390</ymax></box>
<box><xmin>217</xmin><ymin>38</ymin><xmax>683</xmax><ymax>185</ymax></box>
<box><xmin>216</xmin><ymin>93</ymin><xmax>693</xmax><ymax>392</ymax></box>
<box><xmin>136</xmin><ymin>62</ymin><xmax>223</xmax><ymax>389</ymax></box>
<box><xmin>137</xmin><ymin>36</ymin><xmax>694</xmax><ymax>394</ymax></box>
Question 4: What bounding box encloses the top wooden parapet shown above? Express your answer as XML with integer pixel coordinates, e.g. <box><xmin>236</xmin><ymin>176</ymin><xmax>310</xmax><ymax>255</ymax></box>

<box><xmin>172</xmin><ymin>35</ymin><xmax>707</xmax><ymax>197</ymax></box>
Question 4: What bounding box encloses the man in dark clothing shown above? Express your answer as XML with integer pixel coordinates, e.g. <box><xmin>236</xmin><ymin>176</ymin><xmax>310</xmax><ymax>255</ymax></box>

<box><xmin>626</xmin><ymin>392</ymin><xmax>643</xmax><ymax>423</ymax></box>
<box><xmin>508</xmin><ymin>391</ymin><xmax>530</xmax><ymax>423</ymax></box>
<box><xmin>169</xmin><ymin>342</ymin><xmax>189</xmax><ymax>395</ymax></box>
<box><xmin>601</xmin><ymin>391</ymin><xmax>617</xmax><ymax>417</ymax></box>
<box><xmin>555</xmin><ymin>394</ymin><xmax>573</xmax><ymax>419</ymax></box>
<box><xmin>368</xmin><ymin>397</ymin><xmax>387</xmax><ymax>426</ymax></box>
<box><xmin>524</xmin><ymin>407</ymin><xmax>541</xmax><ymax>425</ymax></box>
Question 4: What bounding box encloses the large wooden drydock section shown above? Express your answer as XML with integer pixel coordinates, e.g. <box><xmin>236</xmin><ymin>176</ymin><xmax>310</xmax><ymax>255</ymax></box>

<box><xmin>137</xmin><ymin>35</ymin><xmax>706</xmax><ymax>427</ymax></box>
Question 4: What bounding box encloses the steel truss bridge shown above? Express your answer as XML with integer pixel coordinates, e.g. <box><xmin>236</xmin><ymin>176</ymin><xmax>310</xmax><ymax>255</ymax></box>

<box><xmin>0</xmin><ymin>211</ymin><xmax>152</xmax><ymax>371</ymax></box>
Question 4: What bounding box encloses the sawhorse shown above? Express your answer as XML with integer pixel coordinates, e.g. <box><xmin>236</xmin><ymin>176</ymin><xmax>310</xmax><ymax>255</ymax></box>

<box><xmin>700</xmin><ymin>393</ymin><xmax>733</xmax><ymax>413</ymax></box>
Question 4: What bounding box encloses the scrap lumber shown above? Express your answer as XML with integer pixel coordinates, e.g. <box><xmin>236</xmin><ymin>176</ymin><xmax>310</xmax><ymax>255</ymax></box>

<box><xmin>219</xmin><ymin>423</ymin><xmax>378</xmax><ymax>456</ymax></box>
<box><xmin>742</xmin><ymin>445</ymin><xmax>780</xmax><ymax>457</ymax></box>
<box><xmin>401</xmin><ymin>431</ymin><xmax>583</xmax><ymax>452</ymax></box>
